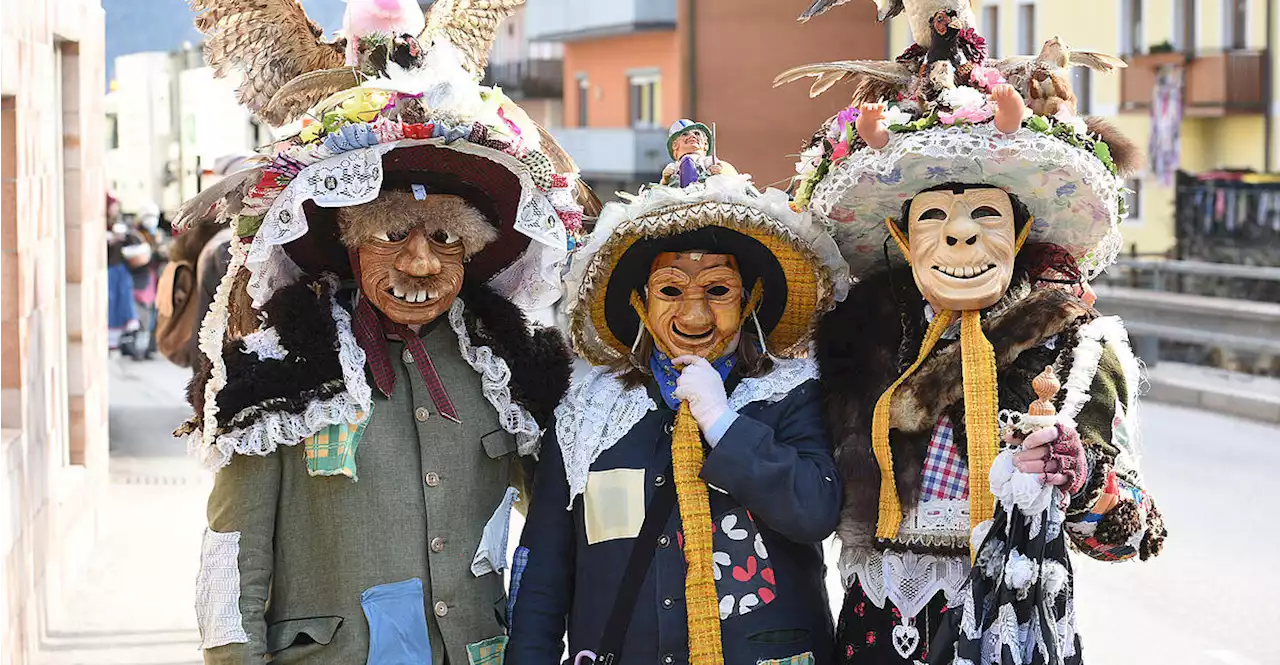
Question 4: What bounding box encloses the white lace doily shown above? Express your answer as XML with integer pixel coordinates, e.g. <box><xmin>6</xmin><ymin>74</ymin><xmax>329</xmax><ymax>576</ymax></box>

<box><xmin>891</xmin><ymin>498</ymin><xmax>973</xmax><ymax>550</ymax></box>
<box><xmin>839</xmin><ymin>546</ymin><xmax>970</xmax><ymax>620</ymax></box>
<box><xmin>447</xmin><ymin>299</ymin><xmax>543</xmax><ymax>456</ymax></box>
<box><xmin>811</xmin><ymin>124</ymin><xmax>1125</xmax><ymax>280</ymax></box>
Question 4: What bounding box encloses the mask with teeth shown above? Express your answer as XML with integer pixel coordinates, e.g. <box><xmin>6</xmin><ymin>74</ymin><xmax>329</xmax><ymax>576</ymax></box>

<box><xmin>903</xmin><ymin>185</ymin><xmax>1019</xmax><ymax>311</ymax></box>
<box><xmin>340</xmin><ymin>193</ymin><xmax>498</xmax><ymax>326</ymax></box>
<box><xmin>644</xmin><ymin>251</ymin><xmax>744</xmax><ymax>359</ymax></box>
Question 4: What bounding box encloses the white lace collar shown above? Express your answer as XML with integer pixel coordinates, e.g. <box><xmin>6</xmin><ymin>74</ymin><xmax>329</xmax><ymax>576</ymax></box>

<box><xmin>556</xmin><ymin>357</ymin><xmax>819</xmax><ymax>507</ymax></box>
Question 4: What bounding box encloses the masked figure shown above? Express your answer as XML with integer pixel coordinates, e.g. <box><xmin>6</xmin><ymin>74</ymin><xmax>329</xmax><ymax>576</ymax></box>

<box><xmin>506</xmin><ymin>175</ymin><xmax>850</xmax><ymax>665</ymax></box>
<box><xmin>173</xmin><ymin>1</ymin><xmax>598</xmax><ymax>663</ymax></box>
<box><xmin>789</xmin><ymin>29</ymin><xmax>1166</xmax><ymax>665</ymax></box>
<box><xmin>660</xmin><ymin>119</ymin><xmax>738</xmax><ymax>188</ymax></box>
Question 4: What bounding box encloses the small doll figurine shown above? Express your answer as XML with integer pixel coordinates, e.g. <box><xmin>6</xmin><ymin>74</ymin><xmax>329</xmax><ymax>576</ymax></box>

<box><xmin>661</xmin><ymin>119</ymin><xmax>738</xmax><ymax>187</ymax></box>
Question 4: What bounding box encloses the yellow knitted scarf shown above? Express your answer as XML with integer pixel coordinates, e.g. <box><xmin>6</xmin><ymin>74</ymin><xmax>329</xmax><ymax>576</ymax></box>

<box><xmin>628</xmin><ymin>284</ymin><xmax>762</xmax><ymax>665</ymax></box>
<box><xmin>873</xmin><ymin>219</ymin><xmax>1032</xmax><ymax>554</ymax></box>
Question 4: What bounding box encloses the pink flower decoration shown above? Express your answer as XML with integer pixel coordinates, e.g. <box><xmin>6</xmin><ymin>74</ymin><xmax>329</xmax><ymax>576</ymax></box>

<box><xmin>940</xmin><ymin>104</ymin><xmax>994</xmax><ymax>125</ymax></box>
<box><xmin>970</xmin><ymin>65</ymin><xmax>1007</xmax><ymax>91</ymax></box>
<box><xmin>830</xmin><ymin>140</ymin><xmax>851</xmax><ymax>161</ymax></box>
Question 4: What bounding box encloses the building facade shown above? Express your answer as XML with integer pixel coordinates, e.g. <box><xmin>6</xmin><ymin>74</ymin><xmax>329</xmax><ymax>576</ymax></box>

<box><xmin>525</xmin><ymin>0</ymin><xmax>888</xmax><ymax>197</ymax></box>
<box><xmin>0</xmin><ymin>0</ymin><xmax>110</xmax><ymax>663</ymax></box>
<box><xmin>888</xmin><ymin>0</ymin><xmax>1279</xmax><ymax>256</ymax></box>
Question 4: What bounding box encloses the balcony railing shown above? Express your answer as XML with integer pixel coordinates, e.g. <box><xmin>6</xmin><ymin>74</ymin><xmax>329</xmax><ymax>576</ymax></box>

<box><xmin>1120</xmin><ymin>50</ymin><xmax>1267</xmax><ymax>117</ymax></box>
<box><xmin>482</xmin><ymin>59</ymin><xmax>564</xmax><ymax>99</ymax></box>
<box><xmin>525</xmin><ymin>0</ymin><xmax>677</xmax><ymax>42</ymax></box>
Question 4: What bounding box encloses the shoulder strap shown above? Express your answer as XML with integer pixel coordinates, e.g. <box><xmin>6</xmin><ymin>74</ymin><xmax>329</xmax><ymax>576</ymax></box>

<box><xmin>595</xmin><ymin>464</ymin><xmax>678</xmax><ymax>665</ymax></box>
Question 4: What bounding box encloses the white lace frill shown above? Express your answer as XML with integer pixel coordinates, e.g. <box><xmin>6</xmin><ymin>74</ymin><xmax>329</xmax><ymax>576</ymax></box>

<box><xmin>188</xmin><ymin>274</ymin><xmax>372</xmax><ymax>472</ymax></box>
<box><xmin>555</xmin><ymin>357</ymin><xmax>820</xmax><ymax>508</ymax></box>
<box><xmin>1057</xmin><ymin>315</ymin><xmax>1145</xmax><ymax>480</ymax></box>
<box><xmin>447</xmin><ymin>299</ymin><xmax>543</xmax><ymax>456</ymax></box>
<box><xmin>839</xmin><ymin>546</ymin><xmax>970</xmax><ymax>620</ymax></box>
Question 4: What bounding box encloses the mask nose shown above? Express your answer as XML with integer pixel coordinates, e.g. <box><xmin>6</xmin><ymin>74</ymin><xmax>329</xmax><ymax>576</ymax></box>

<box><xmin>676</xmin><ymin>297</ymin><xmax>714</xmax><ymax>330</ymax></box>
<box><xmin>942</xmin><ymin>215</ymin><xmax>981</xmax><ymax>248</ymax></box>
<box><xmin>393</xmin><ymin>229</ymin><xmax>443</xmax><ymax>277</ymax></box>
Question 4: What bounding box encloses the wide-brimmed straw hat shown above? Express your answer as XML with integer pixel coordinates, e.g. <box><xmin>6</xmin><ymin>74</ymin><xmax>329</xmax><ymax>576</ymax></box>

<box><xmin>565</xmin><ymin>174</ymin><xmax>849</xmax><ymax>366</ymax></box>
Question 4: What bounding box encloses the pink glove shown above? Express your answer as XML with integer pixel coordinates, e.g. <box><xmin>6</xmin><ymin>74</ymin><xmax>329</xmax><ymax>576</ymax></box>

<box><xmin>1008</xmin><ymin>423</ymin><xmax>1087</xmax><ymax>495</ymax></box>
<box><xmin>671</xmin><ymin>356</ymin><xmax>730</xmax><ymax>432</ymax></box>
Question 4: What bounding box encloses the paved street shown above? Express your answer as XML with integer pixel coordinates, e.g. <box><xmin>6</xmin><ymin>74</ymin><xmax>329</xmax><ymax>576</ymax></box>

<box><xmin>35</xmin><ymin>357</ymin><xmax>1280</xmax><ymax>664</ymax></box>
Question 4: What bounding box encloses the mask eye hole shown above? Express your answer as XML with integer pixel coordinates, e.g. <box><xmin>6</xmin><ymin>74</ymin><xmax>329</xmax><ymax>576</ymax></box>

<box><xmin>659</xmin><ymin>286</ymin><xmax>682</xmax><ymax>297</ymax></box>
<box><xmin>431</xmin><ymin>230</ymin><xmax>460</xmax><ymax>244</ymax></box>
<box><xmin>918</xmin><ymin>208</ymin><xmax>948</xmax><ymax>221</ymax></box>
<box><xmin>375</xmin><ymin>229</ymin><xmax>410</xmax><ymax>242</ymax></box>
<box><xmin>972</xmin><ymin>206</ymin><xmax>1002</xmax><ymax>219</ymax></box>
<box><xmin>706</xmin><ymin>285</ymin><xmax>731</xmax><ymax>297</ymax></box>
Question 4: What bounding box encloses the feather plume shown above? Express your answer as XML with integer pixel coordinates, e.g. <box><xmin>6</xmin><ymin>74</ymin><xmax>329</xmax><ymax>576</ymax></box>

<box><xmin>261</xmin><ymin>68</ymin><xmax>364</xmax><ymax>126</ymax></box>
<box><xmin>191</xmin><ymin>0</ymin><xmax>346</xmax><ymax>119</ymax></box>
<box><xmin>172</xmin><ymin>165</ymin><xmax>265</xmax><ymax>231</ymax></box>
<box><xmin>773</xmin><ymin>60</ymin><xmax>913</xmax><ymax>99</ymax></box>
<box><xmin>1069</xmin><ymin>50</ymin><xmax>1128</xmax><ymax>72</ymax></box>
<box><xmin>1085</xmin><ymin>117</ymin><xmax>1142</xmax><ymax>177</ymax></box>
<box><xmin>421</xmin><ymin>0</ymin><xmax>524</xmax><ymax>78</ymax></box>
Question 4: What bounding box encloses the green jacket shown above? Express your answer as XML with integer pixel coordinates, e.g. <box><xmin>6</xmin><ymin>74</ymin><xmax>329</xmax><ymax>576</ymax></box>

<box><xmin>201</xmin><ymin>322</ymin><xmax>520</xmax><ymax>665</ymax></box>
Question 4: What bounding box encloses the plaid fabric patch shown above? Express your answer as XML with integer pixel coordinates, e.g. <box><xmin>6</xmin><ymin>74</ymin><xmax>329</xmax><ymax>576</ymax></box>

<box><xmin>920</xmin><ymin>414</ymin><xmax>970</xmax><ymax>500</ymax></box>
<box><xmin>466</xmin><ymin>635</ymin><xmax>508</xmax><ymax>665</ymax></box>
<box><xmin>759</xmin><ymin>652</ymin><xmax>815</xmax><ymax>665</ymax></box>
<box><xmin>506</xmin><ymin>545</ymin><xmax>529</xmax><ymax>629</ymax></box>
<box><xmin>304</xmin><ymin>407</ymin><xmax>371</xmax><ymax>481</ymax></box>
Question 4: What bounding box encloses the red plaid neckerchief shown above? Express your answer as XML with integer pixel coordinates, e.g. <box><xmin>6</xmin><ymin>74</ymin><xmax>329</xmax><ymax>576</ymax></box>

<box><xmin>348</xmin><ymin>248</ymin><xmax>460</xmax><ymax>423</ymax></box>
<box><xmin>353</xmin><ymin>297</ymin><xmax>461</xmax><ymax>423</ymax></box>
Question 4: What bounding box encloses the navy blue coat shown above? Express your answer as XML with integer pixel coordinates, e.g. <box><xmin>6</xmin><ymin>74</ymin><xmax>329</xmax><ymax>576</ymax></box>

<box><xmin>507</xmin><ymin>375</ymin><xmax>841</xmax><ymax>665</ymax></box>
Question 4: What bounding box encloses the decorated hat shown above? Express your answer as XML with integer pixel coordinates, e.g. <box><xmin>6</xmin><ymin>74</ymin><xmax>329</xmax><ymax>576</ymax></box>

<box><xmin>667</xmin><ymin>119</ymin><xmax>714</xmax><ymax>159</ymax></box>
<box><xmin>782</xmin><ymin>34</ymin><xmax>1139</xmax><ymax>281</ymax></box>
<box><xmin>565</xmin><ymin>174</ymin><xmax>849</xmax><ymax>366</ymax></box>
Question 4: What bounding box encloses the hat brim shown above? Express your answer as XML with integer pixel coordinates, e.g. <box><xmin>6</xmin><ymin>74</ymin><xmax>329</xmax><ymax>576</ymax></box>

<box><xmin>576</xmin><ymin>201</ymin><xmax>827</xmax><ymax>364</ymax></box>
<box><xmin>812</xmin><ymin>124</ymin><xmax>1124</xmax><ymax>280</ymax></box>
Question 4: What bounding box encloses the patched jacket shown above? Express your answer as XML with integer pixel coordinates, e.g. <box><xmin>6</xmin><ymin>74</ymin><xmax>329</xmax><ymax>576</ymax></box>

<box><xmin>507</xmin><ymin>359</ymin><xmax>842</xmax><ymax>665</ymax></box>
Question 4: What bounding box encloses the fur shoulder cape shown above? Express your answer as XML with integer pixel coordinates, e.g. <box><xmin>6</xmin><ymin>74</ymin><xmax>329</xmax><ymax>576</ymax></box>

<box><xmin>816</xmin><ymin>268</ymin><xmax>1095</xmax><ymax>548</ymax></box>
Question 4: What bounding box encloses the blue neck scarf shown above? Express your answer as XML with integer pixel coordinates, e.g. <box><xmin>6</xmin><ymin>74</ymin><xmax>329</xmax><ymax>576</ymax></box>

<box><xmin>650</xmin><ymin>347</ymin><xmax>738</xmax><ymax>410</ymax></box>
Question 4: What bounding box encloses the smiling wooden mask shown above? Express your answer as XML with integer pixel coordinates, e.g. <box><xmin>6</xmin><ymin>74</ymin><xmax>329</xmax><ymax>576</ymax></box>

<box><xmin>645</xmin><ymin>251</ymin><xmax>744</xmax><ymax>359</ymax></box>
<box><xmin>904</xmin><ymin>186</ymin><xmax>1018</xmax><ymax>312</ymax></box>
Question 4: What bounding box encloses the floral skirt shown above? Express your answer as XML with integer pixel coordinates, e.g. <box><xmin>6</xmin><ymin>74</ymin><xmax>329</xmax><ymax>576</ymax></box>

<box><xmin>835</xmin><ymin>579</ymin><xmax>949</xmax><ymax>664</ymax></box>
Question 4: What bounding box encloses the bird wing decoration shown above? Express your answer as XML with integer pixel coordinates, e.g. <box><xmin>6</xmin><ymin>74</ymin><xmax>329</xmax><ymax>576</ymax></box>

<box><xmin>421</xmin><ymin>0</ymin><xmax>525</xmax><ymax>79</ymax></box>
<box><xmin>798</xmin><ymin>0</ymin><xmax>902</xmax><ymax>22</ymax></box>
<box><xmin>260</xmin><ymin>67</ymin><xmax>364</xmax><ymax>126</ymax></box>
<box><xmin>192</xmin><ymin>0</ymin><xmax>346</xmax><ymax>119</ymax></box>
<box><xmin>994</xmin><ymin>51</ymin><xmax>1128</xmax><ymax>91</ymax></box>
<box><xmin>774</xmin><ymin>60</ymin><xmax>914</xmax><ymax>101</ymax></box>
<box><xmin>172</xmin><ymin>164</ymin><xmax>266</xmax><ymax>231</ymax></box>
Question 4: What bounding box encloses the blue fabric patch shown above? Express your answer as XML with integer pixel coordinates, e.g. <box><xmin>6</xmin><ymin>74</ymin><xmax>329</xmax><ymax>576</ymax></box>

<box><xmin>507</xmin><ymin>546</ymin><xmax>530</xmax><ymax>629</ymax></box>
<box><xmin>649</xmin><ymin>348</ymin><xmax>736</xmax><ymax>409</ymax></box>
<box><xmin>361</xmin><ymin>578</ymin><xmax>433</xmax><ymax>665</ymax></box>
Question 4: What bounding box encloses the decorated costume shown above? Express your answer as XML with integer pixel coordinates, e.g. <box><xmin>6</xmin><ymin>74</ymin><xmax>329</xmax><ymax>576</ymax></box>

<box><xmin>176</xmin><ymin>1</ymin><xmax>597</xmax><ymax>663</ymax></box>
<box><xmin>506</xmin><ymin>174</ymin><xmax>849</xmax><ymax>665</ymax></box>
<box><xmin>660</xmin><ymin>120</ymin><xmax>738</xmax><ymax>188</ymax></box>
<box><xmin>780</xmin><ymin>6</ymin><xmax>1166</xmax><ymax>663</ymax></box>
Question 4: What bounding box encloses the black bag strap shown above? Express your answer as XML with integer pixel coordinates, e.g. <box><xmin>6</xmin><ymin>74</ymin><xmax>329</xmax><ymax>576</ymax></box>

<box><xmin>594</xmin><ymin>463</ymin><xmax>678</xmax><ymax>665</ymax></box>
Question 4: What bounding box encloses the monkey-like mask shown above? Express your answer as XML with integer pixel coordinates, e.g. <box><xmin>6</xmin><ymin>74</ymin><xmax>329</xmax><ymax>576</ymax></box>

<box><xmin>902</xmin><ymin>185</ymin><xmax>1020</xmax><ymax>312</ymax></box>
<box><xmin>338</xmin><ymin>191</ymin><xmax>498</xmax><ymax>326</ymax></box>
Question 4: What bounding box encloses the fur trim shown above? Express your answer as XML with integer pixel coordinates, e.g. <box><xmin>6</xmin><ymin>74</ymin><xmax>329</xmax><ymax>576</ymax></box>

<box><xmin>459</xmin><ymin>280</ymin><xmax>573</xmax><ymax>427</ymax></box>
<box><xmin>1094</xmin><ymin>499</ymin><xmax>1142</xmax><ymax>546</ymax></box>
<box><xmin>337</xmin><ymin>191</ymin><xmax>499</xmax><ymax>258</ymax></box>
<box><xmin>1086</xmin><ymin>116</ymin><xmax>1142</xmax><ymax>178</ymax></box>
<box><xmin>1140</xmin><ymin>501</ymin><xmax>1167</xmax><ymax>561</ymax></box>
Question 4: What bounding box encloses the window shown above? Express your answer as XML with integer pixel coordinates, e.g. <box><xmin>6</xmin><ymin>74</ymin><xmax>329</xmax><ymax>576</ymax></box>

<box><xmin>575</xmin><ymin>74</ymin><xmax>589</xmax><ymax>127</ymax></box>
<box><xmin>982</xmin><ymin>5</ymin><xmax>1000</xmax><ymax>58</ymax></box>
<box><xmin>1120</xmin><ymin>0</ymin><xmax>1144</xmax><ymax>55</ymax></box>
<box><xmin>1175</xmin><ymin>0</ymin><xmax>1197</xmax><ymax>53</ymax></box>
<box><xmin>1016</xmin><ymin>3</ymin><xmax>1036</xmax><ymax>55</ymax></box>
<box><xmin>628</xmin><ymin>71</ymin><xmax>661</xmax><ymax>129</ymax></box>
<box><xmin>106</xmin><ymin>113</ymin><xmax>119</xmax><ymax>150</ymax></box>
<box><xmin>1124</xmin><ymin>178</ymin><xmax>1143</xmax><ymax>222</ymax></box>
<box><xmin>1072</xmin><ymin>67</ymin><xmax>1092</xmax><ymax>115</ymax></box>
<box><xmin>1226</xmin><ymin>0</ymin><xmax>1247</xmax><ymax>50</ymax></box>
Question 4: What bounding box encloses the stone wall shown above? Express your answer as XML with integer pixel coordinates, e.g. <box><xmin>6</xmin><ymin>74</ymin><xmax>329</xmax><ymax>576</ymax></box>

<box><xmin>0</xmin><ymin>1</ymin><xmax>109</xmax><ymax>663</ymax></box>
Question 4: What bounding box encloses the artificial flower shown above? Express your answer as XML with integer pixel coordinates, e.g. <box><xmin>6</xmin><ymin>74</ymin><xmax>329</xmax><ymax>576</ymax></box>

<box><xmin>939</xmin><ymin>104</ymin><xmax>994</xmax><ymax>125</ymax></box>
<box><xmin>939</xmin><ymin>85</ymin><xmax>987</xmax><ymax>111</ymax></box>
<box><xmin>881</xmin><ymin>105</ymin><xmax>914</xmax><ymax>128</ymax></box>
<box><xmin>299</xmin><ymin>118</ymin><xmax>324</xmax><ymax>143</ymax></box>
<box><xmin>338</xmin><ymin>90</ymin><xmax>392</xmax><ymax>123</ymax></box>
<box><xmin>970</xmin><ymin>65</ymin><xmax>1007</xmax><ymax>91</ymax></box>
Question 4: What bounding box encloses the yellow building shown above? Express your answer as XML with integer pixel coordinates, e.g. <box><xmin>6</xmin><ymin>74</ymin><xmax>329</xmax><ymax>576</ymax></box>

<box><xmin>887</xmin><ymin>0</ymin><xmax>1279</xmax><ymax>256</ymax></box>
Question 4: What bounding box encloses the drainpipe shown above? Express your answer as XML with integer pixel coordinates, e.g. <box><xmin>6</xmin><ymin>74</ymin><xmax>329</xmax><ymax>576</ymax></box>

<box><xmin>1265</xmin><ymin>0</ymin><xmax>1275</xmax><ymax>172</ymax></box>
<box><xmin>686</xmin><ymin>0</ymin><xmax>697</xmax><ymax>119</ymax></box>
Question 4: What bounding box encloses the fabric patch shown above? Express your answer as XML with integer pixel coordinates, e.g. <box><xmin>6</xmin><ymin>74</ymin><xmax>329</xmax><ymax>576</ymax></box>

<box><xmin>467</xmin><ymin>635</ymin><xmax>508</xmax><ymax>665</ymax></box>
<box><xmin>304</xmin><ymin>407</ymin><xmax>370</xmax><ymax>481</ymax></box>
<box><xmin>758</xmin><ymin>652</ymin><xmax>814</xmax><ymax>665</ymax></box>
<box><xmin>920</xmin><ymin>414</ymin><xmax>970</xmax><ymax>500</ymax></box>
<box><xmin>195</xmin><ymin>528</ymin><xmax>249</xmax><ymax>649</ymax></box>
<box><xmin>361</xmin><ymin>578</ymin><xmax>433</xmax><ymax>665</ymax></box>
<box><xmin>583</xmin><ymin>468</ymin><xmax>646</xmax><ymax>545</ymax></box>
<box><xmin>506</xmin><ymin>546</ymin><xmax>529</xmax><ymax>628</ymax></box>
<box><xmin>711</xmin><ymin>508</ymin><xmax>776</xmax><ymax>620</ymax></box>
<box><xmin>472</xmin><ymin>487</ymin><xmax>520</xmax><ymax>577</ymax></box>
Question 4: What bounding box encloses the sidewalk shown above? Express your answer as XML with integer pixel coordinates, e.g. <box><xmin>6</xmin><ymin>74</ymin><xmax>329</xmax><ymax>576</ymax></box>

<box><xmin>37</xmin><ymin>357</ymin><xmax>208</xmax><ymax>665</ymax></box>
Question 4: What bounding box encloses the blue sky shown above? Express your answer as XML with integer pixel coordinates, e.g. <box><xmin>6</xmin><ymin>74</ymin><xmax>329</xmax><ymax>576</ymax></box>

<box><xmin>103</xmin><ymin>0</ymin><xmax>347</xmax><ymax>83</ymax></box>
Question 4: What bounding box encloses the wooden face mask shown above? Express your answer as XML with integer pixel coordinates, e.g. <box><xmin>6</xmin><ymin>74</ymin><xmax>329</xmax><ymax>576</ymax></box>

<box><xmin>906</xmin><ymin>187</ymin><xmax>1018</xmax><ymax>311</ymax></box>
<box><xmin>645</xmin><ymin>252</ymin><xmax>744</xmax><ymax>359</ymax></box>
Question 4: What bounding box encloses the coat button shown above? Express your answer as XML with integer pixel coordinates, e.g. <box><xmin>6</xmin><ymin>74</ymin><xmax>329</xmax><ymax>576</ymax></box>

<box><xmin>424</xmin><ymin>471</ymin><xmax>440</xmax><ymax>487</ymax></box>
<box><xmin>657</xmin><ymin>535</ymin><xmax>670</xmax><ymax>548</ymax></box>
<box><xmin>664</xmin><ymin>422</ymin><xmax>674</xmax><ymax>434</ymax></box>
<box><xmin>430</xmin><ymin>537</ymin><xmax>445</xmax><ymax>552</ymax></box>
<box><xmin>402</xmin><ymin>348</ymin><xmax>415</xmax><ymax>364</ymax></box>
<box><xmin>662</xmin><ymin>654</ymin><xmax>674</xmax><ymax>665</ymax></box>
<box><xmin>434</xmin><ymin>601</ymin><xmax>448</xmax><ymax>617</ymax></box>
<box><xmin>415</xmin><ymin>406</ymin><xmax>430</xmax><ymax>422</ymax></box>
<box><xmin>654</xmin><ymin>475</ymin><xmax>665</xmax><ymax>487</ymax></box>
<box><xmin>662</xmin><ymin>597</ymin><xmax>674</xmax><ymax>609</ymax></box>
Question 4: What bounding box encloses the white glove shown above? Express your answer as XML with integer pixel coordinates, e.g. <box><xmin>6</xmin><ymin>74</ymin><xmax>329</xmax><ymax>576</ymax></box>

<box><xmin>671</xmin><ymin>356</ymin><xmax>730</xmax><ymax>432</ymax></box>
